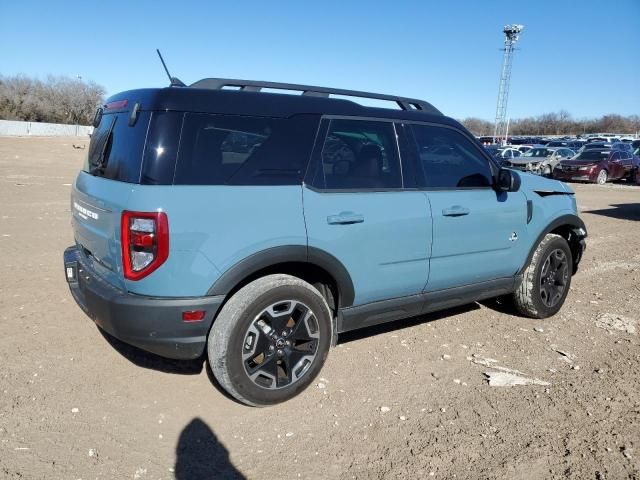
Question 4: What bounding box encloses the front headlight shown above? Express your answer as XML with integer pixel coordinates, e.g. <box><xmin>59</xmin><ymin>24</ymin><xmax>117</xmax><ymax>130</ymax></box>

<box><xmin>579</xmin><ymin>166</ymin><xmax>589</xmax><ymax>171</ymax></box>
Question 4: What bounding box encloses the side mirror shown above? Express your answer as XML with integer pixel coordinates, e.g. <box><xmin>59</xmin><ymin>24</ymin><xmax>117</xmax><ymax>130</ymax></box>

<box><xmin>496</xmin><ymin>168</ymin><xmax>521</xmax><ymax>192</ymax></box>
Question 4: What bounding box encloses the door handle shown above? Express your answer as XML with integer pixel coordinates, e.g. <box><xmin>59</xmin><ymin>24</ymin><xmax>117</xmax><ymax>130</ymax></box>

<box><xmin>442</xmin><ymin>206</ymin><xmax>470</xmax><ymax>217</ymax></box>
<box><xmin>327</xmin><ymin>212</ymin><xmax>365</xmax><ymax>225</ymax></box>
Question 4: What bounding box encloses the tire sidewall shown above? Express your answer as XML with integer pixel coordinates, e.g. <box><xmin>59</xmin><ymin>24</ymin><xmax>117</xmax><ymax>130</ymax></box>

<box><xmin>530</xmin><ymin>237</ymin><xmax>573</xmax><ymax>317</ymax></box>
<box><xmin>216</xmin><ymin>283</ymin><xmax>332</xmax><ymax>406</ymax></box>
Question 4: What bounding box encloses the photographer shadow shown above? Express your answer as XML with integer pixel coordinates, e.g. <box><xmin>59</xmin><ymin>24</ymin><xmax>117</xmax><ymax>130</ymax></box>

<box><xmin>175</xmin><ymin>418</ymin><xmax>245</xmax><ymax>480</ymax></box>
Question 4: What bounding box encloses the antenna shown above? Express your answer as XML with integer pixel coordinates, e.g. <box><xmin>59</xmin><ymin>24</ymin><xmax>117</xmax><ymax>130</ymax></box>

<box><xmin>156</xmin><ymin>49</ymin><xmax>186</xmax><ymax>87</ymax></box>
<box><xmin>493</xmin><ymin>24</ymin><xmax>524</xmax><ymax>145</ymax></box>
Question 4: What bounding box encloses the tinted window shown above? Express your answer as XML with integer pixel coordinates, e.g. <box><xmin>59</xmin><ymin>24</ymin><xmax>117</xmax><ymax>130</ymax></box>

<box><xmin>175</xmin><ymin>114</ymin><xmax>318</xmax><ymax>185</ymax></box>
<box><xmin>411</xmin><ymin>125</ymin><xmax>493</xmax><ymax>188</ymax></box>
<box><xmin>85</xmin><ymin>111</ymin><xmax>150</xmax><ymax>183</ymax></box>
<box><xmin>319</xmin><ymin>119</ymin><xmax>402</xmax><ymax>189</ymax></box>
<box><xmin>141</xmin><ymin>111</ymin><xmax>183</xmax><ymax>185</ymax></box>
<box><xmin>611</xmin><ymin>152</ymin><xmax>621</xmax><ymax>160</ymax></box>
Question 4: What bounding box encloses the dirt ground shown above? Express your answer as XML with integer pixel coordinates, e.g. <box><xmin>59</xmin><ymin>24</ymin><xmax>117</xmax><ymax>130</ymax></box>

<box><xmin>0</xmin><ymin>136</ymin><xmax>639</xmax><ymax>480</ymax></box>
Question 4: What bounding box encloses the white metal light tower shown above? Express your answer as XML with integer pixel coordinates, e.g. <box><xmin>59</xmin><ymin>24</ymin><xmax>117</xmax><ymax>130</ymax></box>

<box><xmin>493</xmin><ymin>24</ymin><xmax>524</xmax><ymax>145</ymax></box>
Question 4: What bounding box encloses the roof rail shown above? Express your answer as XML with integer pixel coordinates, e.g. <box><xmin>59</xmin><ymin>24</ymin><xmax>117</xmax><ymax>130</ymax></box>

<box><xmin>189</xmin><ymin>78</ymin><xmax>441</xmax><ymax>114</ymax></box>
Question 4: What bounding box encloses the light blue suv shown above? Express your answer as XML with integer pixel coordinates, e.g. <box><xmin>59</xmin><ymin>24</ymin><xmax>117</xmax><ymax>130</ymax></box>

<box><xmin>63</xmin><ymin>78</ymin><xmax>587</xmax><ymax>405</ymax></box>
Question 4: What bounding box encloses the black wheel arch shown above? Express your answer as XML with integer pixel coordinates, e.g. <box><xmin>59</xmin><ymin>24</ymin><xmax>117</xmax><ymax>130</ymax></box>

<box><xmin>207</xmin><ymin>245</ymin><xmax>355</xmax><ymax>309</ymax></box>
<box><xmin>519</xmin><ymin>214</ymin><xmax>587</xmax><ymax>276</ymax></box>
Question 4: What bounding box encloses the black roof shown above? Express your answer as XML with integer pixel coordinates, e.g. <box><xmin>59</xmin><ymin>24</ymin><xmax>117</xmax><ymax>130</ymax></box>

<box><xmin>105</xmin><ymin>80</ymin><xmax>459</xmax><ymax>127</ymax></box>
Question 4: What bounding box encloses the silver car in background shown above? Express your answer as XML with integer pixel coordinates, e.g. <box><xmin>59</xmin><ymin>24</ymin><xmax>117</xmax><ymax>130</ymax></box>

<box><xmin>502</xmin><ymin>147</ymin><xmax>576</xmax><ymax>177</ymax></box>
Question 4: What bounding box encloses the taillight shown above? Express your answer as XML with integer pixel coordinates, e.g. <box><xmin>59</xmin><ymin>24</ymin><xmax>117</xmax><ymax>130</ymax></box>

<box><xmin>121</xmin><ymin>211</ymin><xmax>169</xmax><ymax>281</ymax></box>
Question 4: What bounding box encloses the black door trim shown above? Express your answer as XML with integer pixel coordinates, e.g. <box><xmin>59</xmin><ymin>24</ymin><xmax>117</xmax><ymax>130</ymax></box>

<box><xmin>337</xmin><ymin>277</ymin><xmax>517</xmax><ymax>333</ymax></box>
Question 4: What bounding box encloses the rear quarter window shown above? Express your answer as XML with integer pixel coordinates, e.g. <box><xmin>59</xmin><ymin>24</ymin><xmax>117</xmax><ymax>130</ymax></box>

<box><xmin>174</xmin><ymin>114</ymin><xmax>319</xmax><ymax>185</ymax></box>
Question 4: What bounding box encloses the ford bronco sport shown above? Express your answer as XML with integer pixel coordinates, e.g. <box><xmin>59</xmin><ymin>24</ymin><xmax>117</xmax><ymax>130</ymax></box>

<box><xmin>63</xmin><ymin>78</ymin><xmax>587</xmax><ymax>406</ymax></box>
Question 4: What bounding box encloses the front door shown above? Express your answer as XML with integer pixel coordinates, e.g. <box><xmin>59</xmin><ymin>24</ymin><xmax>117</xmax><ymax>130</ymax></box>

<box><xmin>408</xmin><ymin>123</ymin><xmax>528</xmax><ymax>292</ymax></box>
<box><xmin>303</xmin><ymin>118</ymin><xmax>432</xmax><ymax>306</ymax></box>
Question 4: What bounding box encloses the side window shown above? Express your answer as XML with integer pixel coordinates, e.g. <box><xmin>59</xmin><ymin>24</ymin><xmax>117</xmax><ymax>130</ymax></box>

<box><xmin>319</xmin><ymin>119</ymin><xmax>402</xmax><ymax>189</ymax></box>
<box><xmin>175</xmin><ymin>114</ymin><xmax>318</xmax><ymax>185</ymax></box>
<box><xmin>411</xmin><ymin>125</ymin><xmax>493</xmax><ymax>188</ymax></box>
<box><xmin>611</xmin><ymin>152</ymin><xmax>621</xmax><ymax>161</ymax></box>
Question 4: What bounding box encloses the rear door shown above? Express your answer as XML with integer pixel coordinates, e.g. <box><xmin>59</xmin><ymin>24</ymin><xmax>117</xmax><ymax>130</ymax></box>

<box><xmin>608</xmin><ymin>151</ymin><xmax>624</xmax><ymax>179</ymax></box>
<box><xmin>71</xmin><ymin>105</ymin><xmax>151</xmax><ymax>287</ymax></box>
<box><xmin>303</xmin><ymin>118</ymin><xmax>431</xmax><ymax>306</ymax></box>
<box><xmin>408</xmin><ymin>124</ymin><xmax>528</xmax><ymax>292</ymax></box>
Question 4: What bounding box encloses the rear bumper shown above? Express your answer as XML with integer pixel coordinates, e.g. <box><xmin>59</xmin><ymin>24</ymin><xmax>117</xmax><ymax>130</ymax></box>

<box><xmin>63</xmin><ymin>246</ymin><xmax>223</xmax><ymax>359</ymax></box>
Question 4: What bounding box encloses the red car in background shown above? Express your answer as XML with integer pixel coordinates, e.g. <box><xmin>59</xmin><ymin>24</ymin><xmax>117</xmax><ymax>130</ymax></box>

<box><xmin>553</xmin><ymin>149</ymin><xmax>638</xmax><ymax>185</ymax></box>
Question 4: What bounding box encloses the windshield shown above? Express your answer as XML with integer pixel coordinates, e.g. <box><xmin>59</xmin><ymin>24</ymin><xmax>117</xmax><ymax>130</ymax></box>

<box><xmin>575</xmin><ymin>151</ymin><xmax>609</xmax><ymax>161</ymax></box>
<box><xmin>523</xmin><ymin>148</ymin><xmax>550</xmax><ymax>158</ymax></box>
<box><xmin>584</xmin><ymin>143</ymin><xmax>610</xmax><ymax>151</ymax></box>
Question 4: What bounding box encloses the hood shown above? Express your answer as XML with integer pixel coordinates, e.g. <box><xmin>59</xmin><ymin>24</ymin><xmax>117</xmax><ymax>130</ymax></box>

<box><xmin>508</xmin><ymin>157</ymin><xmax>544</xmax><ymax>165</ymax></box>
<box><xmin>561</xmin><ymin>159</ymin><xmax>599</xmax><ymax>166</ymax></box>
<box><xmin>517</xmin><ymin>171</ymin><xmax>574</xmax><ymax>195</ymax></box>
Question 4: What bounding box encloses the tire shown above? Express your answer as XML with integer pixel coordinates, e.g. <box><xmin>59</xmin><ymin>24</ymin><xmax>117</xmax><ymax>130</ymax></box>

<box><xmin>596</xmin><ymin>169</ymin><xmax>608</xmax><ymax>185</ymax></box>
<box><xmin>513</xmin><ymin>233</ymin><xmax>572</xmax><ymax>319</ymax></box>
<box><xmin>208</xmin><ymin>274</ymin><xmax>333</xmax><ymax>406</ymax></box>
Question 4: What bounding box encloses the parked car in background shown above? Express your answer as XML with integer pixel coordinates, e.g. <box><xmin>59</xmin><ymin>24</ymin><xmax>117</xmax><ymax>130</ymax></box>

<box><xmin>515</xmin><ymin>144</ymin><xmax>544</xmax><ymax>154</ymax></box>
<box><xmin>495</xmin><ymin>147</ymin><xmax>522</xmax><ymax>160</ymax></box>
<box><xmin>503</xmin><ymin>147</ymin><xmax>575</xmax><ymax>176</ymax></box>
<box><xmin>581</xmin><ymin>142</ymin><xmax>632</xmax><ymax>153</ymax></box>
<box><xmin>554</xmin><ymin>150</ymin><xmax>638</xmax><ymax>184</ymax></box>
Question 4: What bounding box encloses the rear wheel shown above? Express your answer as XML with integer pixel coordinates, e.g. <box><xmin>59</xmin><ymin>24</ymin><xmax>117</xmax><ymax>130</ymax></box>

<box><xmin>513</xmin><ymin>233</ymin><xmax>572</xmax><ymax>319</ymax></box>
<box><xmin>596</xmin><ymin>169</ymin><xmax>608</xmax><ymax>185</ymax></box>
<box><xmin>208</xmin><ymin>274</ymin><xmax>332</xmax><ymax>406</ymax></box>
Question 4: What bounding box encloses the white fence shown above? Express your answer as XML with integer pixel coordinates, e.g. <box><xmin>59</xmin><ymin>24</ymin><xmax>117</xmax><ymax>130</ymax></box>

<box><xmin>0</xmin><ymin>120</ymin><xmax>94</xmax><ymax>137</ymax></box>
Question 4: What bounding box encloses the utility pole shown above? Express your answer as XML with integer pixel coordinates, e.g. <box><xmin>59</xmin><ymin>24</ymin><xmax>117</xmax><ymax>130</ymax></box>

<box><xmin>493</xmin><ymin>24</ymin><xmax>524</xmax><ymax>145</ymax></box>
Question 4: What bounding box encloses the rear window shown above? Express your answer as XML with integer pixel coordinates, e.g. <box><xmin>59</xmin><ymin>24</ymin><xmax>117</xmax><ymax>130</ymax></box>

<box><xmin>174</xmin><ymin>114</ymin><xmax>318</xmax><ymax>185</ymax></box>
<box><xmin>85</xmin><ymin>111</ymin><xmax>150</xmax><ymax>183</ymax></box>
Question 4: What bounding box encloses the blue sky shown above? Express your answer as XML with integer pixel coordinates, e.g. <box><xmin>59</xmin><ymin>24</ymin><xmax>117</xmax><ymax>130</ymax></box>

<box><xmin>1</xmin><ymin>0</ymin><xmax>638</xmax><ymax>120</ymax></box>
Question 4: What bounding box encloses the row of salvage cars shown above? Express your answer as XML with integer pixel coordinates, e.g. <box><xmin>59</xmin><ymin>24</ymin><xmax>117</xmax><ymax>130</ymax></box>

<box><xmin>487</xmin><ymin>141</ymin><xmax>640</xmax><ymax>185</ymax></box>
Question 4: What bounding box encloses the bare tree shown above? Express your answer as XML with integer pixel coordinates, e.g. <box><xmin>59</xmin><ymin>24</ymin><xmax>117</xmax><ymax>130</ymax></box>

<box><xmin>0</xmin><ymin>74</ymin><xmax>105</xmax><ymax>125</ymax></box>
<box><xmin>463</xmin><ymin>111</ymin><xmax>640</xmax><ymax>136</ymax></box>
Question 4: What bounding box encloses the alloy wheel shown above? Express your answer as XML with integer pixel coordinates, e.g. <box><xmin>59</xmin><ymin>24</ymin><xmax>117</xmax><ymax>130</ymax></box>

<box><xmin>539</xmin><ymin>248</ymin><xmax>569</xmax><ymax>308</ymax></box>
<box><xmin>597</xmin><ymin>169</ymin><xmax>607</xmax><ymax>185</ymax></box>
<box><xmin>242</xmin><ymin>300</ymin><xmax>320</xmax><ymax>390</ymax></box>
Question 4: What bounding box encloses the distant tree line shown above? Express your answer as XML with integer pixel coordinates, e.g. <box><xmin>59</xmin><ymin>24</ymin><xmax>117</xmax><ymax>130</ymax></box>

<box><xmin>460</xmin><ymin>111</ymin><xmax>640</xmax><ymax>137</ymax></box>
<box><xmin>0</xmin><ymin>74</ymin><xmax>105</xmax><ymax>125</ymax></box>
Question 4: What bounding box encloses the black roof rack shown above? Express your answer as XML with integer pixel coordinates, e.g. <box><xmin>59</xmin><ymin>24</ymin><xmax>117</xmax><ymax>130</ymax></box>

<box><xmin>189</xmin><ymin>78</ymin><xmax>441</xmax><ymax>115</ymax></box>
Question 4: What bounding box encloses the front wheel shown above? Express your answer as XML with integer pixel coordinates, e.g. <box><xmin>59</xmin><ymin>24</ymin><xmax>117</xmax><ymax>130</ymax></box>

<box><xmin>596</xmin><ymin>169</ymin><xmax>608</xmax><ymax>185</ymax></box>
<box><xmin>513</xmin><ymin>233</ymin><xmax>572</xmax><ymax>319</ymax></box>
<box><xmin>208</xmin><ymin>274</ymin><xmax>333</xmax><ymax>406</ymax></box>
